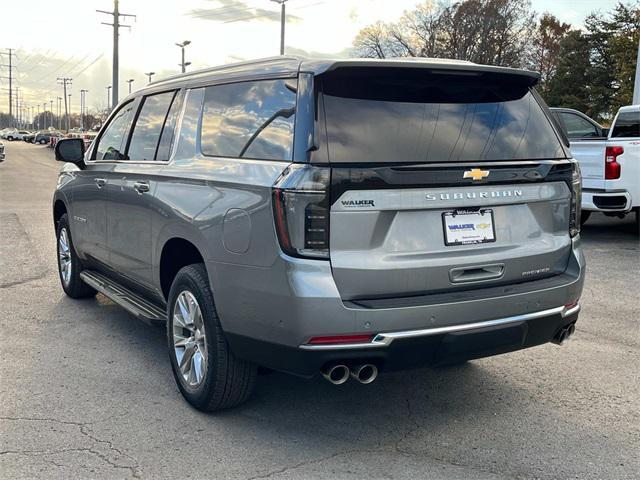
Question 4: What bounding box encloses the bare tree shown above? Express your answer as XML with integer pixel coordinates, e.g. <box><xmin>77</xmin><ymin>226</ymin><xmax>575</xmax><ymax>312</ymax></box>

<box><xmin>352</xmin><ymin>0</ymin><xmax>537</xmax><ymax>68</ymax></box>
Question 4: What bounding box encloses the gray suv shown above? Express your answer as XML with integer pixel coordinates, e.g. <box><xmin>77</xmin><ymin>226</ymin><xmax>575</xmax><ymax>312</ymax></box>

<box><xmin>53</xmin><ymin>57</ymin><xmax>585</xmax><ymax>411</ymax></box>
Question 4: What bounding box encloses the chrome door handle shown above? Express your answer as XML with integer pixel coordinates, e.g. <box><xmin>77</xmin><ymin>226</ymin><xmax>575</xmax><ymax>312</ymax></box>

<box><xmin>133</xmin><ymin>181</ymin><xmax>150</xmax><ymax>194</ymax></box>
<box><xmin>94</xmin><ymin>178</ymin><xmax>107</xmax><ymax>188</ymax></box>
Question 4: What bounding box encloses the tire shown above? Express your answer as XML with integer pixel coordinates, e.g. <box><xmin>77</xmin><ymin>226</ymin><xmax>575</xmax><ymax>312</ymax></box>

<box><xmin>56</xmin><ymin>214</ymin><xmax>96</xmax><ymax>298</ymax></box>
<box><xmin>580</xmin><ymin>211</ymin><xmax>591</xmax><ymax>226</ymax></box>
<box><xmin>635</xmin><ymin>209</ymin><xmax>640</xmax><ymax>237</ymax></box>
<box><xmin>39</xmin><ymin>139</ymin><xmax>47</xmax><ymax>145</ymax></box>
<box><xmin>7</xmin><ymin>136</ymin><xmax>14</xmax><ymax>141</ymax></box>
<box><xmin>167</xmin><ymin>264</ymin><xmax>256</xmax><ymax>412</ymax></box>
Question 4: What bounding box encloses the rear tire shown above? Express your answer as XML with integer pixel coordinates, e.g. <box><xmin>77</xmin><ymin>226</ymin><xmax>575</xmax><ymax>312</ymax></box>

<box><xmin>167</xmin><ymin>264</ymin><xmax>256</xmax><ymax>412</ymax></box>
<box><xmin>56</xmin><ymin>214</ymin><xmax>97</xmax><ymax>298</ymax></box>
<box><xmin>580</xmin><ymin>211</ymin><xmax>591</xmax><ymax>226</ymax></box>
<box><xmin>635</xmin><ymin>208</ymin><xmax>639</xmax><ymax>236</ymax></box>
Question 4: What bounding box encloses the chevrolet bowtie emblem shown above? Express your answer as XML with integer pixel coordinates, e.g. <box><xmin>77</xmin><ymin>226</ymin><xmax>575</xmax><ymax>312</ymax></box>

<box><xmin>463</xmin><ymin>168</ymin><xmax>490</xmax><ymax>181</ymax></box>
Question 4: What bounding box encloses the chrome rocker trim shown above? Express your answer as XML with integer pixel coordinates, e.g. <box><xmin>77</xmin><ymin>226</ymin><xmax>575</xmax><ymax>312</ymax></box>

<box><xmin>300</xmin><ymin>304</ymin><xmax>580</xmax><ymax>351</ymax></box>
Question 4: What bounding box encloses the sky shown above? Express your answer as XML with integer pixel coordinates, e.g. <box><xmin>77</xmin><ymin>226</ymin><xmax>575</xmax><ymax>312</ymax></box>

<box><xmin>0</xmin><ymin>0</ymin><xmax>621</xmax><ymax>116</ymax></box>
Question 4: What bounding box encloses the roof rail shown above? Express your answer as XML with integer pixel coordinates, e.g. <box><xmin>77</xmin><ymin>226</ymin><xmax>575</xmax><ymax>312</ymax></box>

<box><xmin>148</xmin><ymin>55</ymin><xmax>304</xmax><ymax>86</ymax></box>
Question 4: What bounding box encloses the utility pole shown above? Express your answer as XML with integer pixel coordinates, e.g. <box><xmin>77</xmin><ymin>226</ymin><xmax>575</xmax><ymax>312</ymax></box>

<box><xmin>1</xmin><ymin>48</ymin><xmax>16</xmax><ymax>124</ymax></box>
<box><xmin>37</xmin><ymin>104</ymin><xmax>40</xmax><ymax>129</ymax></box>
<box><xmin>270</xmin><ymin>0</ymin><xmax>287</xmax><ymax>55</ymax></box>
<box><xmin>634</xmin><ymin>36</ymin><xmax>640</xmax><ymax>105</ymax></box>
<box><xmin>144</xmin><ymin>71</ymin><xmax>155</xmax><ymax>83</ymax></box>
<box><xmin>106</xmin><ymin>85</ymin><xmax>112</xmax><ymax>111</ymax></box>
<box><xmin>175</xmin><ymin>40</ymin><xmax>191</xmax><ymax>73</ymax></box>
<box><xmin>57</xmin><ymin>97</ymin><xmax>62</xmax><ymax>129</ymax></box>
<box><xmin>68</xmin><ymin>94</ymin><xmax>72</xmax><ymax>129</ymax></box>
<box><xmin>43</xmin><ymin>102</ymin><xmax>47</xmax><ymax>128</ymax></box>
<box><xmin>126</xmin><ymin>78</ymin><xmax>134</xmax><ymax>94</ymax></box>
<box><xmin>57</xmin><ymin>77</ymin><xmax>72</xmax><ymax>132</ymax></box>
<box><xmin>98</xmin><ymin>0</ymin><xmax>135</xmax><ymax>110</ymax></box>
<box><xmin>80</xmin><ymin>89</ymin><xmax>88</xmax><ymax>130</ymax></box>
<box><xmin>50</xmin><ymin>99</ymin><xmax>54</xmax><ymax>129</ymax></box>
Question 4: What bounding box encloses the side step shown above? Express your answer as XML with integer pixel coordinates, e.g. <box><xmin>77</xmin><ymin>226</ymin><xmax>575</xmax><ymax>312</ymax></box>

<box><xmin>80</xmin><ymin>270</ymin><xmax>166</xmax><ymax>324</ymax></box>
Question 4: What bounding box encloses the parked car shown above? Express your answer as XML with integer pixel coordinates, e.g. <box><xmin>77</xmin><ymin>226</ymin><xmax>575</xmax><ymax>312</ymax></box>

<box><xmin>23</xmin><ymin>132</ymin><xmax>36</xmax><ymax>143</ymax></box>
<box><xmin>34</xmin><ymin>130</ymin><xmax>60</xmax><ymax>145</ymax></box>
<box><xmin>1</xmin><ymin>128</ymin><xmax>17</xmax><ymax>139</ymax></box>
<box><xmin>0</xmin><ymin>140</ymin><xmax>4</xmax><ymax>162</ymax></box>
<box><xmin>551</xmin><ymin>106</ymin><xmax>639</xmax><ymax>232</ymax></box>
<box><xmin>53</xmin><ymin>57</ymin><xmax>585</xmax><ymax>411</ymax></box>
<box><xmin>4</xmin><ymin>129</ymin><xmax>32</xmax><ymax>141</ymax></box>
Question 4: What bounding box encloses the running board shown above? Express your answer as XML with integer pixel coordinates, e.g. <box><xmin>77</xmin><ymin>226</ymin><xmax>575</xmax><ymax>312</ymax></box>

<box><xmin>80</xmin><ymin>270</ymin><xmax>166</xmax><ymax>324</ymax></box>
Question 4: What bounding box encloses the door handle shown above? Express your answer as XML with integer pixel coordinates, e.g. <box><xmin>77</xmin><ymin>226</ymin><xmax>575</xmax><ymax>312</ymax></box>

<box><xmin>94</xmin><ymin>178</ymin><xmax>107</xmax><ymax>188</ymax></box>
<box><xmin>133</xmin><ymin>181</ymin><xmax>150</xmax><ymax>194</ymax></box>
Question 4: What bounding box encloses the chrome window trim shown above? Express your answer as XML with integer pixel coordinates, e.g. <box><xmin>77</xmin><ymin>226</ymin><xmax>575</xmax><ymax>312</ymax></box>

<box><xmin>299</xmin><ymin>305</ymin><xmax>579</xmax><ymax>350</ymax></box>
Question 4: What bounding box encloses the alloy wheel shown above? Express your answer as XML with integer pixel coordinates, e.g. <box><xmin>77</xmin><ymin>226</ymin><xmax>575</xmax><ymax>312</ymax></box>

<box><xmin>58</xmin><ymin>228</ymin><xmax>72</xmax><ymax>286</ymax></box>
<box><xmin>172</xmin><ymin>291</ymin><xmax>208</xmax><ymax>387</ymax></box>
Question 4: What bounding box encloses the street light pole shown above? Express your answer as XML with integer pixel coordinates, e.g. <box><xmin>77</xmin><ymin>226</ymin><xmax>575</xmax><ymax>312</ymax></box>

<box><xmin>270</xmin><ymin>0</ymin><xmax>287</xmax><ymax>55</ymax></box>
<box><xmin>126</xmin><ymin>78</ymin><xmax>134</xmax><ymax>94</ymax></box>
<box><xmin>144</xmin><ymin>71</ymin><xmax>155</xmax><ymax>83</ymax></box>
<box><xmin>68</xmin><ymin>94</ymin><xmax>72</xmax><ymax>129</ymax></box>
<box><xmin>175</xmin><ymin>40</ymin><xmax>191</xmax><ymax>73</ymax></box>
<box><xmin>80</xmin><ymin>89</ymin><xmax>89</xmax><ymax>130</ymax></box>
<box><xmin>106</xmin><ymin>85</ymin><xmax>112</xmax><ymax>111</ymax></box>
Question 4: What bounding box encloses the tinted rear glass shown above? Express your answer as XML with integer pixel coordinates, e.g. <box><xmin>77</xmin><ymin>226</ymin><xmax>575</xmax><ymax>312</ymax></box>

<box><xmin>320</xmin><ymin>69</ymin><xmax>565</xmax><ymax>163</ymax></box>
<box><xmin>611</xmin><ymin>111</ymin><xmax>640</xmax><ymax>138</ymax></box>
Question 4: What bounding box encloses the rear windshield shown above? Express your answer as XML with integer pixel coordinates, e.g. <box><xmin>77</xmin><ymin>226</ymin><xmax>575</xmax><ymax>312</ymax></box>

<box><xmin>320</xmin><ymin>69</ymin><xmax>565</xmax><ymax>163</ymax></box>
<box><xmin>611</xmin><ymin>111</ymin><xmax>640</xmax><ymax>138</ymax></box>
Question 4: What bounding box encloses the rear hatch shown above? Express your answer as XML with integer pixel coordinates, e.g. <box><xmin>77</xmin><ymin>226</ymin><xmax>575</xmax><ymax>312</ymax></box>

<box><xmin>316</xmin><ymin>66</ymin><xmax>575</xmax><ymax>301</ymax></box>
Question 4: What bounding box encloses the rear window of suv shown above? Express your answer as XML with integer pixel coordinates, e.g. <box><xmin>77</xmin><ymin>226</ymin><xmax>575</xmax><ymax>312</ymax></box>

<box><xmin>611</xmin><ymin>111</ymin><xmax>640</xmax><ymax>138</ymax></box>
<box><xmin>319</xmin><ymin>68</ymin><xmax>565</xmax><ymax>163</ymax></box>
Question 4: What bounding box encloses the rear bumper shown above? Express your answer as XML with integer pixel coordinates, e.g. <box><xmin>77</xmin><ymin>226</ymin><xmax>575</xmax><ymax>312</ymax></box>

<box><xmin>227</xmin><ymin>305</ymin><xmax>580</xmax><ymax>377</ymax></box>
<box><xmin>583</xmin><ymin>189</ymin><xmax>632</xmax><ymax>212</ymax></box>
<box><xmin>217</xmin><ymin>237</ymin><xmax>585</xmax><ymax>377</ymax></box>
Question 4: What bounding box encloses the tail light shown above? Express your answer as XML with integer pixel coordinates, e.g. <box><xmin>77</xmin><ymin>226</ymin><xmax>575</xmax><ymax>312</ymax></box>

<box><xmin>605</xmin><ymin>146</ymin><xmax>623</xmax><ymax>179</ymax></box>
<box><xmin>272</xmin><ymin>164</ymin><xmax>330</xmax><ymax>259</ymax></box>
<box><xmin>569</xmin><ymin>162</ymin><xmax>582</xmax><ymax>238</ymax></box>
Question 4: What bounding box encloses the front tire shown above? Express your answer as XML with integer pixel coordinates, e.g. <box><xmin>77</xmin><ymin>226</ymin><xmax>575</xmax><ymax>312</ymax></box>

<box><xmin>56</xmin><ymin>214</ymin><xmax>96</xmax><ymax>298</ymax></box>
<box><xmin>167</xmin><ymin>264</ymin><xmax>256</xmax><ymax>412</ymax></box>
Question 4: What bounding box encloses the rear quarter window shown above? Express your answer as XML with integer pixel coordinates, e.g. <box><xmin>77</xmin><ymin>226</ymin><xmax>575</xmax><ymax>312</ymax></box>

<box><xmin>200</xmin><ymin>79</ymin><xmax>296</xmax><ymax>161</ymax></box>
<box><xmin>611</xmin><ymin>111</ymin><xmax>640</xmax><ymax>138</ymax></box>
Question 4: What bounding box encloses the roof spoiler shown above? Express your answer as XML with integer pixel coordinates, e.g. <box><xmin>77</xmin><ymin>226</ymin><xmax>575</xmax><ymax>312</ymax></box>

<box><xmin>306</xmin><ymin>59</ymin><xmax>540</xmax><ymax>87</ymax></box>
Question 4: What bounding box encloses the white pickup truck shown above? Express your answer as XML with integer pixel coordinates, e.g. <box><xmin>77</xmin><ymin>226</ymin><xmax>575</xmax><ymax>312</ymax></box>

<box><xmin>551</xmin><ymin>105</ymin><xmax>639</xmax><ymax>233</ymax></box>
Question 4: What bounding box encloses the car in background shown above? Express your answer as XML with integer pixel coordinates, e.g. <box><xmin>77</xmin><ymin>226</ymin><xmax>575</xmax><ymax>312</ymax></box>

<box><xmin>1</xmin><ymin>128</ymin><xmax>18</xmax><ymax>139</ymax></box>
<box><xmin>0</xmin><ymin>140</ymin><xmax>5</xmax><ymax>162</ymax></box>
<box><xmin>5</xmin><ymin>130</ymin><xmax>32</xmax><ymax>141</ymax></box>
<box><xmin>34</xmin><ymin>130</ymin><xmax>61</xmax><ymax>145</ymax></box>
<box><xmin>551</xmin><ymin>106</ymin><xmax>639</xmax><ymax>232</ymax></box>
<box><xmin>23</xmin><ymin>132</ymin><xmax>36</xmax><ymax>143</ymax></box>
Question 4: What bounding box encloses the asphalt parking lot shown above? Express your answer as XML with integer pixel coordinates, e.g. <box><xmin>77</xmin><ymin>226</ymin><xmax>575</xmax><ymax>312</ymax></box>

<box><xmin>1</xmin><ymin>140</ymin><xmax>638</xmax><ymax>479</ymax></box>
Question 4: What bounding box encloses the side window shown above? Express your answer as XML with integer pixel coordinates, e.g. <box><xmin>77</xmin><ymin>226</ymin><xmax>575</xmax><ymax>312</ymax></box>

<box><xmin>94</xmin><ymin>101</ymin><xmax>136</xmax><ymax>160</ymax></box>
<box><xmin>127</xmin><ymin>91</ymin><xmax>177</xmax><ymax>161</ymax></box>
<box><xmin>611</xmin><ymin>111</ymin><xmax>640</xmax><ymax>138</ymax></box>
<box><xmin>200</xmin><ymin>79</ymin><xmax>296</xmax><ymax>161</ymax></box>
<box><xmin>560</xmin><ymin>113</ymin><xmax>599</xmax><ymax>139</ymax></box>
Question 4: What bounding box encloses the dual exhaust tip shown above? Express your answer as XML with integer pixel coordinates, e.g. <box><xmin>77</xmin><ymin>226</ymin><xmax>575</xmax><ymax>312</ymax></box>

<box><xmin>552</xmin><ymin>322</ymin><xmax>576</xmax><ymax>345</ymax></box>
<box><xmin>321</xmin><ymin>363</ymin><xmax>378</xmax><ymax>385</ymax></box>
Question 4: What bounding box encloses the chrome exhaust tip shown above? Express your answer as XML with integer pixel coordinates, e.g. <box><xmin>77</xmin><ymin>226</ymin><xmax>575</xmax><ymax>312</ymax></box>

<box><xmin>350</xmin><ymin>364</ymin><xmax>378</xmax><ymax>384</ymax></box>
<box><xmin>321</xmin><ymin>364</ymin><xmax>350</xmax><ymax>385</ymax></box>
<box><xmin>552</xmin><ymin>323</ymin><xmax>576</xmax><ymax>345</ymax></box>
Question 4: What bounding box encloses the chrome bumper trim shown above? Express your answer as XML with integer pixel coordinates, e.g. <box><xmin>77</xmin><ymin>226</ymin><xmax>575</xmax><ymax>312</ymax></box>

<box><xmin>300</xmin><ymin>305</ymin><xmax>580</xmax><ymax>351</ymax></box>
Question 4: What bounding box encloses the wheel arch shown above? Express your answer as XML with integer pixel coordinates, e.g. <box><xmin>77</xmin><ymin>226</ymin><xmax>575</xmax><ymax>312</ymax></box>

<box><xmin>159</xmin><ymin>237</ymin><xmax>208</xmax><ymax>301</ymax></box>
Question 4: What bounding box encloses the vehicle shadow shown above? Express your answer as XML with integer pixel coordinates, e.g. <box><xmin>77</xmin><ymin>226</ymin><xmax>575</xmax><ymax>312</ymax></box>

<box><xmin>580</xmin><ymin>212</ymin><xmax>638</xmax><ymax>245</ymax></box>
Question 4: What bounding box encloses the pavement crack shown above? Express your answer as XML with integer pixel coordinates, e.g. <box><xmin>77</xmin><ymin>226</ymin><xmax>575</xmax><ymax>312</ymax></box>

<box><xmin>0</xmin><ymin>416</ymin><xmax>141</xmax><ymax>479</ymax></box>
<box><xmin>245</xmin><ymin>450</ymin><xmax>361</xmax><ymax>480</ymax></box>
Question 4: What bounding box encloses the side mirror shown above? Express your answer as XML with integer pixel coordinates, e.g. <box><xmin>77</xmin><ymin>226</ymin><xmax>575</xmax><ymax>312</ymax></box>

<box><xmin>55</xmin><ymin>138</ymin><xmax>85</xmax><ymax>164</ymax></box>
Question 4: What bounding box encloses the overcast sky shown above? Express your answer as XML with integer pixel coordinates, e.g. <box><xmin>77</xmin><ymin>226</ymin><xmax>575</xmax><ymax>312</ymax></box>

<box><xmin>0</xmin><ymin>0</ymin><xmax>619</xmax><ymax>115</ymax></box>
